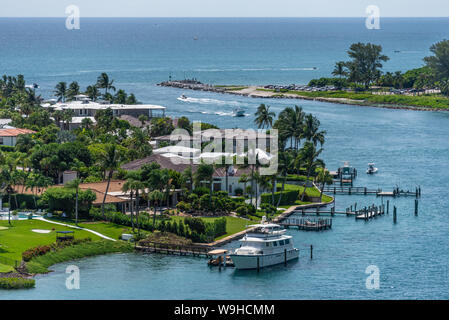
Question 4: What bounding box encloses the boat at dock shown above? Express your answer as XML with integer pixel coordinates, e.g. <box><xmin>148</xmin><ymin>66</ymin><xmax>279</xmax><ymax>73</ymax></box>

<box><xmin>229</xmin><ymin>223</ymin><xmax>299</xmax><ymax>270</ymax></box>
<box><xmin>366</xmin><ymin>163</ymin><xmax>378</xmax><ymax>174</ymax></box>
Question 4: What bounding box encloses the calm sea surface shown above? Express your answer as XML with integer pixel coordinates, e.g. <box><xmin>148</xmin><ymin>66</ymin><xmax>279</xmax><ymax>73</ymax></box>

<box><xmin>1</xmin><ymin>18</ymin><xmax>449</xmax><ymax>299</ymax></box>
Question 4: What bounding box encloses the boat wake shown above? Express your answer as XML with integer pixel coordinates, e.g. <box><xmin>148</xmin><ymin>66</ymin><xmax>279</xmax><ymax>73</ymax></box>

<box><xmin>177</xmin><ymin>96</ymin><xmax>247</xmax><ymax>107</ymax></box>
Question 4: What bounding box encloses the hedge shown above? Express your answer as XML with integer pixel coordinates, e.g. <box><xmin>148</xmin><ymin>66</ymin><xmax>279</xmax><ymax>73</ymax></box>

<box><xmin>261</xmin><ymin>190</ymin><xmax>299</xmax><ymax>206</ymax></box>
<box><xmin>2</xmin><ymin>194</ymin><xmax>39</xmax><ymax>210</ymax></box>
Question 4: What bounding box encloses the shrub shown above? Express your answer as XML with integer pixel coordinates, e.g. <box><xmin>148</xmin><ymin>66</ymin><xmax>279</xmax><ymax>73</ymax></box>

<box><xmin>0</xmin><ymin>278</ymin><xmax>35</xmax><ymax>289</ymax></box>
<box><xmin>261</xmin><ymin>190</ymin><xmax>299</xmax><ymax>206</ymax></box>
<box><xmin>39</xmin><ymin>187</ymin><xmax>96</xmax><ymax>218</ymax></box>
<box><xmin>176</xmin><ymin>201</ymin><xmax>191</xmax><ymax>213</ymax></box>
<box><xmin>193</xmin><ymin>187</ymin><xmax>210</xmax><ymax>197</ymax></box>
<box><xmin>234</xmin><ymin>188</ymin><xmax>243</xmax><ymax>196</ymax></box>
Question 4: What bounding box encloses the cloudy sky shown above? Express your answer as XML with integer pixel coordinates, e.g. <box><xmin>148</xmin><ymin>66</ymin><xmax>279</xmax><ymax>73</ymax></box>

<box><xmin>1</xmin><ymin>0</ymin><xmax>448</xmax><ymax>17</ymax></box>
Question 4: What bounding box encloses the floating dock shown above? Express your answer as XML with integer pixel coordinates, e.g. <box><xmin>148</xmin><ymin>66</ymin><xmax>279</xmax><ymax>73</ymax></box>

<box><xmin>135</xmin><ymin>241</ymin><xmax>214</xmax><ymax>257</ymax></box>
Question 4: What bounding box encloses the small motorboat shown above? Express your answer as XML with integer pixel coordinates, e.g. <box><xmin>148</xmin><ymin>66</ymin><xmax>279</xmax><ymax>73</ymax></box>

<box><xmin>179</xmin><ymin>94</ymin><xmax>188</xmax><ymax>100</ymax></box>
<box><xmin>366</xmin><ymin>163</ymin><xmax>378</xmax><ymax>174</ymax></box>
<box><xmin>234</xmin><ymin>108</ymin><xmax>245</xmax><ymax>117</ymax></box>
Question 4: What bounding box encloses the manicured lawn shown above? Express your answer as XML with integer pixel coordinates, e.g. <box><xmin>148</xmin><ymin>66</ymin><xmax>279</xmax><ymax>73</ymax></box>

<box><xmin>46</xmin><ymin>217</ymin><xmax>138</xmax><ymax>240</ymax></box>
<box><xmin>276</xmin><ymin>183</ymin><xmax>334</xmax><ymax>204</ymax></box>
<box><xmin>169</xmin><ymin>216</ymin><xmax>251</xmax><ymax>240</ymax></box>
<box><xmin>0</xmin><ymin>220</ymin><xmax>101</xmax><ymax>266</ymax></box>
<box><xmin>0</xmin><ymin>263</ymin><xmax>14</xmax><ymax>273</ymax></box>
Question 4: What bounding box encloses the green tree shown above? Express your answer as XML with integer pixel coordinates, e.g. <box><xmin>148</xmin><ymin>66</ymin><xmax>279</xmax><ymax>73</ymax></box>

<box><xmin>96</xmin><ymin>73</ymin><xmax>116</xmax><ymax>98</ymax></box>
<box><xmin>54</xmin><ymin>82</ymin><xmax>67</xmax><ymax>102</ymax></box>
<box><xmin>254</xmin><ymin>104</ymin><xmax>275</xmax><ymax>129</ymax></box>
<box><xmin>316</xmin><ymin>168</ymin><xmax>333</xmax><ymax>202</ymax></box>
<box><xmin>344</xmin><ymin>42</ymin><xmax>389</xmax><ymax>88</ymax></box>
<box><xmin>424</xmin><ymin>39</ymin><xmax>449</xmax><ymax>81</ymax></box>
<box><xmin>299</xmin><ymin>142</ymin><xmax>324</xmax><ymax>201</ymax></box>
<box><xmin>98</xmin><ymin>144</ymin><xmax>123</xmax><ymax>218</ymax></box>
<box><xmin>66</xmin><ymin>81</ymin><xmax>80</xmax><ymax>101</ymax></box>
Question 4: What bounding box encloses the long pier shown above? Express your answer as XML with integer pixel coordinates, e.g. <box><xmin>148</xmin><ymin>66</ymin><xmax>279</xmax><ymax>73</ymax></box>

<box><xmin>279</xmin><ymin>218</ymin><xmax>332</xmax><ymax>231</ymax></box>
<box><xmin>135</xmin><ymin>241</ymin><xmax>215</xmax><ymax>257</ymax></box>
<box><xmin>322</xmin><ymin>186</ymin><xmax>421</xmax><ymax>197</ymax></box>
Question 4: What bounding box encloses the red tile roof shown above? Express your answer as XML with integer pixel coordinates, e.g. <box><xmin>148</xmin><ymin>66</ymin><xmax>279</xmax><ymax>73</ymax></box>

<box><xmin>0</xmin><ymin>128</ymin><xmax>35</xmax><ymax>137</ymax></box>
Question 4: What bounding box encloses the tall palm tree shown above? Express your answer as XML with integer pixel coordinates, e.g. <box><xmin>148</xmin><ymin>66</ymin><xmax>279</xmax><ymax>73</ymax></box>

<box><xmin>99</xmin><ymin>144</ymin><xmax>122</xmax><ymax>218</ymax></box>
<box><xmin>276</xmin><ymin>151</ymin><xmax>292</xmax><ymax>207</ymax></box>
<box><xmin>65</xmin><ymin>178</ymin><xmax>81</xmax><ymax>226</ymax></box>
<box><xmin>182</xmin><ymin>167</ymin><xmax>194</xmax><ymax>192</ymax></box>
<box><xmin>122</xmin><ymin>178</ymin><xmax>136</xmax><ymax>232</ymax></box>
<box><xmin>66</xmin><ymin>81</ymin><xmax>80</xmax><ymax>101</ymax></box>
<box><xmin>274</xmin><ymin>106</ymin><xmax>305</xmax><ymax>150</ymax></box>
<box><xmin>299</xmin><ymin>142</ymin><xmax>324</xmax><ymax>201</ymax></box>
<box><xmin>238</xmin><ymin>174</ymin><xmax>249</xmax><ymax>197</ymax></box>
<box><xmin>0</xmin><ymin>166</ymin><xmax>14</xmax><ymax>225</ymax></box>
<box><xmin>254</xmin><ymin>104</ymin><xmax>275</xmax><ymax>129</ymax></box>
<box><xmin>96</xmin><ymin>73</ymin><xmax>116</xmax><ymax>98</ymax></box>
<box><xmin>85</xmin><ymin>85</ymin><xmax>101</xmax><ymax>101</ymax></box>
<box><xmin>332</xmin><ymin>61</ymin><xmax>347</xmax><ymax>79</ymax></box>
<box><xmin>303</xmin><ymin>114</ymin><xmax>326</xmax><ymax>146</ymax></box>
<box><xmin>54</xmin><ymin>82</ymin><xmax>67</xmax><ymax>102</ymax></box>
<box><xmin>149</xmin><ymin>190</ymin><xmax>164</xmax><ymax>228</ymax></box>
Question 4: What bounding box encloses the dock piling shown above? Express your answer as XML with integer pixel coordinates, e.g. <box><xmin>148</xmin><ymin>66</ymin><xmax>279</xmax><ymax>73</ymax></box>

<box><xmin>393</xmin><ymin>206</ymin><xmax>397</xmax><ymax>223</ymax></box>
<box><xmin>415</xmin><ymin>199</ymin><xmax>419</xmax><ymax>216</ymax></box>
<box><xmin>310</xmin><ymin>245</ymin><xmax>313</xmax><ymax>260</ymax></box>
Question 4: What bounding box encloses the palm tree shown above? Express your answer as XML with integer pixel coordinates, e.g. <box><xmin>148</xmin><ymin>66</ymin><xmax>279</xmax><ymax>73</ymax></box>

<box><xmin>99</xmin><ymin>144</ymin><xmax>122</xmax><ymax>218</ymax></box>
<box><xmin>254</xmin><ymin>104</ymin><xmax>275</xmax><ymax>129</ymax></box>
<box><xmin>54</xmin><ymin>82</ymin><xmax>67</xmax><ymax>102</ymax></box>
<box><xmin>149</xmin><ymin>190</ymin><xmax>164</xmax><ymax>227</ymax></box>
<box><xmin>303</xmin><ymin>114</ymin><xmax>326</xmax><ymax>146</ymax></box>
<box><xmin>182</xmin><ymin>167</ymin><xmax>194</xmax><ymax>192</ymax></box>
<box><xmin>332</xmin><ymin>61</ymin><xmax>347</xmax><ymax>79</ymax></box>
<box><xmin>65</xmin><ymin>178</ymin><xmax>81</xmax><ymax>226</ymax></box>
<box><xmin>122</xmin><ymin>178</ymin><xmax>135</xmax><ymax>232</ymax></box>
<box><xmin>274</xmin><ymin>106</ymin><xmax>305</xmax><ymax>150</ymax></box>
<box><xmin>316</xmin><ymin>168</ymin><xmax>333</xmax><ymax>202</ymax></box>
<box><xmin>238</xmin><ymin>174</ymin><xmax>249</xmax><ymax>197</ymax></box>
<box><xmin>194</xmin><ymin>163</ymin><xmax>214</xmax><ymax>210</ymax></box>
<box><xmin>96</xmin><ymin>73</ymin><xmax>116</xmax><ymax>98</ymax></box>
<box><xmin>0</xmin><ymin>166</ymin><xmax>14</xmax><ymax>225</ymax></box>
<box><xmin>276</xmin><ymin>151</ymin><xmax>292</xmax><ymax>207</ymax></box>
<box><xmin>85</xmin><ymin>85</ymin><xmax>100</xmax><ymax>101</ymax></box>
<box><xmin>66</xmin><ymin>81</ymin><xmax>80</xmax><ymax>101</ymax></box>
<box><xmin>299</xmin><ymin>142</ymin><xmax>324</xmax><ymax>201</ymax></box>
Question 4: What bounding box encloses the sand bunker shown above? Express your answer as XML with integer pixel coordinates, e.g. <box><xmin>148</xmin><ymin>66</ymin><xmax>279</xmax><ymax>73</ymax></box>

<box><xmin>31</xmin><ymin>229</ymin><xmax>51</xmax><ymax>234</ymax></box>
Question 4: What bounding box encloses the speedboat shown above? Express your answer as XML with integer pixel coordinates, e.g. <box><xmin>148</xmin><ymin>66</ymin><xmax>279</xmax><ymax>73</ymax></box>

<box><xmin>229</xmin><ymin>223</ymin><xmax>299</xmax><ymax>270</ymax></box>
<box><xmin>234</xmin><ymin>108</ymin><xmax>245</xmax><ymax>117</ymax></box>
<box><xmin>366</xmin><ymin>163</ymin><xmax>378</xmax><ymax>174</ymax></box>
<box><xmin>179</xmin><ymin>94</ymin><xmax>188</xmax><ymax>100</ymax></box>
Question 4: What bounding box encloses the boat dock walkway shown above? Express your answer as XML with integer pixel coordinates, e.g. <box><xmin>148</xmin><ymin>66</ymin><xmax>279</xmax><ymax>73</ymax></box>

<box><xmin>322</xmin><ymin>186</ymin><xmax>421</xmax><ymax>197</ymax></box>
<box><xmin>135</xmin><ymin>241</ymin><xmax>216</xmax><ymax>257</ymax></box>
<box><xmin>279</xmin><ymin>217</ymin><xmax>332</xmax><ymax>231</ymax></box>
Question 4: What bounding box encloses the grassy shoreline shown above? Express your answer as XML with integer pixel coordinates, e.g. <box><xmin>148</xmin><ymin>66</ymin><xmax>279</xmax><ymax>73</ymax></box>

<box><xmin>210</xmin><ymin>85</ymin><xmax>449</xmax><ymax>111</ymax></box>
<box><xmin>25</xmin><ymin>240</ymin><xmax>133</xmax><ymax>274</ymax></box>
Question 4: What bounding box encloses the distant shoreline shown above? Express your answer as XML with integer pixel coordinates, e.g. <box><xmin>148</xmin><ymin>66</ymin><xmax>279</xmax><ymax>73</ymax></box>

<box><xmin>158</xmin><ymin>81</ymin><xmax>449</xmax><ymax>112</ymax></box>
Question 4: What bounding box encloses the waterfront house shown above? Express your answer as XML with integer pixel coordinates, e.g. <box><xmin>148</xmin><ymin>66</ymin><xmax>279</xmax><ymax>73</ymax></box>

<box><xmin>42</xmin><ymin>95</ymin><xmax>166</xmax><ymax>130</ymax></box>
<box><xmin>0</xmin><ymin>128</ymin><xmax>35</xmax><ymax>147</ymax></box>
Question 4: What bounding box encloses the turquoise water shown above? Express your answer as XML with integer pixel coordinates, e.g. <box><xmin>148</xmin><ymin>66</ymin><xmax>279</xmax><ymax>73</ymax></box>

<box><xmin>1</xmin><ymin>18</ymin><xmax>449</xmax><ymax>299</ymax></box>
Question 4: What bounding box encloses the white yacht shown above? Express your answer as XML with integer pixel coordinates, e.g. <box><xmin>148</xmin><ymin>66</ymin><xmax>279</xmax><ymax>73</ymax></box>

<box><xmin>229</xmin><ymin>223</ymin><xmax>299</xmax><ymax>270</ymax></box>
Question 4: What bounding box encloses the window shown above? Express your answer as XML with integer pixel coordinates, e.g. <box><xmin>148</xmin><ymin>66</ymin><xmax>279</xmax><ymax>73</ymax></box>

<box><xmin>273</xmin><ymin>241</ymin><xmax>278</xmax><ymax>247</ymax></box>
<box><xmin>285</xmin><ymin>239</ymin><xmax>290</xmax><ymax>244</ymax></box>
<box><xmin>265</xmin><ymin>243</ymin><xmax>270</xmax><ymax>247</ymax></box>
<box><xmin>0</xmin><ymin>137</ymin><xmax>3</xmax><ymax>145</ymax></box>
<box><xmin>279</xmin><ymin>240</ymin><xmax>285</xmax><ymax>246</ymax></box>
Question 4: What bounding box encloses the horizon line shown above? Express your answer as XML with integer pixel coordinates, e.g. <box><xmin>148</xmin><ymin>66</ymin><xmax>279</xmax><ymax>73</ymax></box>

<box><xmin>1</xmin><ymin>16</ymin><xmax>449</xmax><ymax>19</ymax></box>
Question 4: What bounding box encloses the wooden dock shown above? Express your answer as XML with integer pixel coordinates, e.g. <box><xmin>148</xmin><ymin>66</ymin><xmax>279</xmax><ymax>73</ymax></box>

<box><xmin>279</xmin><ymin>218</ymin><xmax>332</xmax><ymax>231</ymax></box>
<box><xmin>354</xmin><ymin>204</ymin><xmax>385</xmax><ymax>220</ymax></box>
<box><xmin>322</xmin><ymin>186</ymin><xmax>421</xmax><ymax>197</ymax></box>
<box><xmin>135</xmin><ymin>241</ymin><xmax>215</xmax><ymax>257</ymax></box>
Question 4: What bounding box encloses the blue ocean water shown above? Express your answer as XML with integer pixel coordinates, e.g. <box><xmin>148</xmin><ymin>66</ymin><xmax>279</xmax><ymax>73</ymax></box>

<box><xmin>1</xmin><ymin>18</ymin><xmax>449</xmax><ymax>299</ymax></box>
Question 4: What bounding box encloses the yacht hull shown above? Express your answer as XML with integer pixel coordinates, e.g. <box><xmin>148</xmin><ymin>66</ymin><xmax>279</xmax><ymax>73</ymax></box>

<box><xmin>230</xmin><ymin>249</ymin><xmax>299</xmax><ymax>270</ymax></box>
